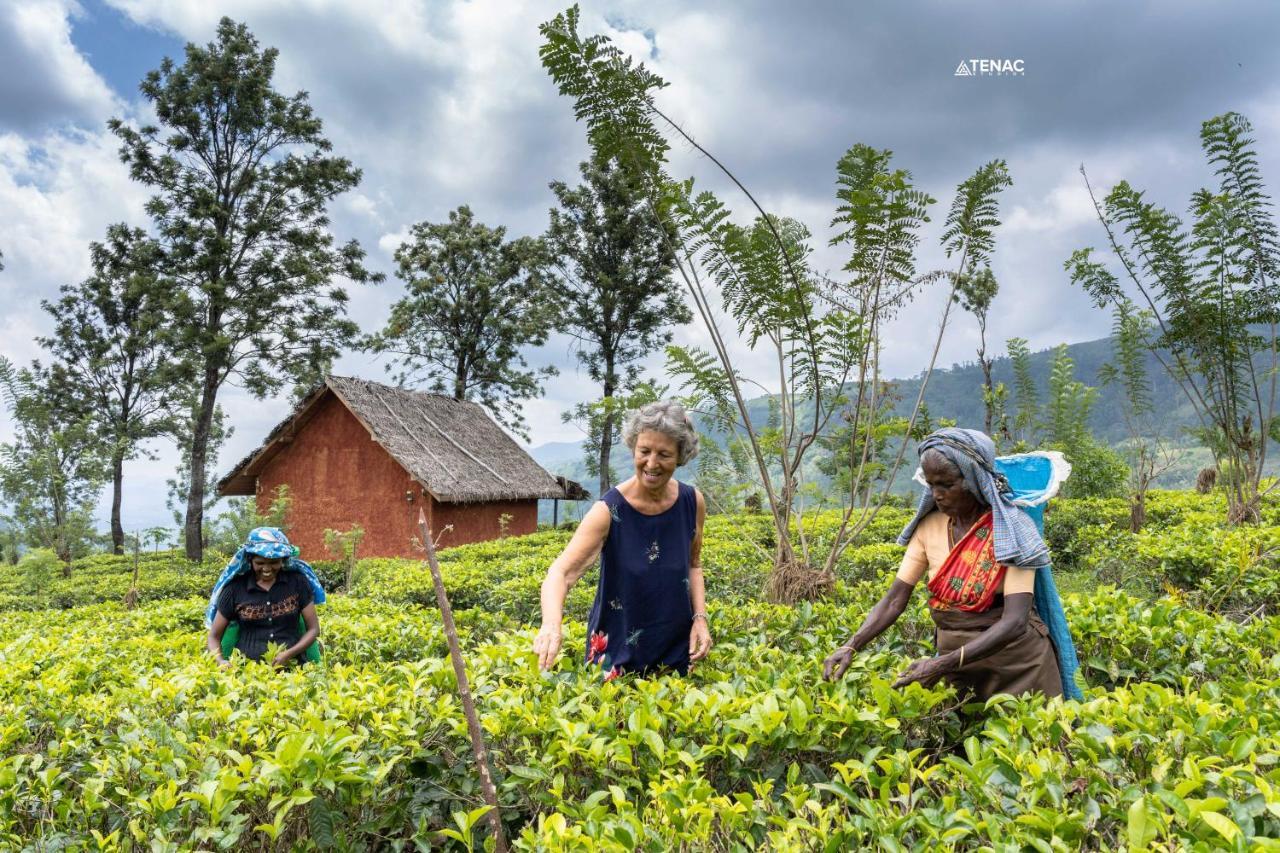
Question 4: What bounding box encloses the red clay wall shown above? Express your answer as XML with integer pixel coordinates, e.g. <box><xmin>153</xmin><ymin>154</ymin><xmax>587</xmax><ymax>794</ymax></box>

<box><xmin>254</xmin><ymin>394</ymin><xmax>541</xmax><ymax>558</ymax></box>
<box><xmin>430</xmin><ymin>497</ymin><xmax>538</xmax><ymax>550</ymax></box>
<box><xmin>256</xmin><ymin>395</ymin><xmax>421</xmax><ymax>559</ymax></box>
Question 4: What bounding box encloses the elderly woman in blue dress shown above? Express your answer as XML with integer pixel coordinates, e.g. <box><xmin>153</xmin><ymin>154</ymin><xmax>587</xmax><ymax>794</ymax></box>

<box><xmin>534</xmin><ymin>400</ymin><xmax>711</xmax><ymax>679</ymax></box>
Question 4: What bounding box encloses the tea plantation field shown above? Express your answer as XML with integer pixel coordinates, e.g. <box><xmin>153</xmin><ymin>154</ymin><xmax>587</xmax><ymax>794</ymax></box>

<box><xmin>2</xmin><ymin>492</ymin><xmax>1280</xmax><ymax>850</ymax></box>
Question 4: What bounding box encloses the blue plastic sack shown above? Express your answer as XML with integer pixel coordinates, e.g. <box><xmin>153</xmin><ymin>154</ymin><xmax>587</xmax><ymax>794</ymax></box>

<box><xmin>994</xmin><ymin>451</ymin><xmax>1083</xmax><ymax>700</ymax></box>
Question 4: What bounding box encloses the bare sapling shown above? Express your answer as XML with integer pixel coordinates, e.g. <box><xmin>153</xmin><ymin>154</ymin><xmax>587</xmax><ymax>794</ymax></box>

<box><xmin>415</xmin><ymin>512</ymin><xmax>507</xmax><ymax>852</ymax></box>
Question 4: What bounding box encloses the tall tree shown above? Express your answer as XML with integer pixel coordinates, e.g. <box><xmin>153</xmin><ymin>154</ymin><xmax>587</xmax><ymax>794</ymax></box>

<box><xmin>1068</xmin><ymin>112</ymin><xmax>1280</xmax><ymax>523</ymax></box>
<box><xmin>109</xmin><ymin>19</ymin><xmax>378</xmax><ymax>560</ymax></box>
<box><xmin>540</xmin><ymin>9</ymin><xmax>980</xmax><ymax>601</ymax></box>
<box><xmin>38</xmin><ymin>225</ymin><xmax>181</xmax><ymax>554</ymax></box>
<box><xmin>545</xmin><ymin>155</ymin><xmax>690</xmax><ymax>494</ymax></box>
<box><xmin>0</xmin><ymin>358</ymin><xmax>106</xmax><ymax>571</ymax></box>
<box><xmin>1098</xmin><ymin>300</ymin><xmax>1175</xmax><ymax>530</ymax></box>
<box><xmin>955</xmin><ymin>266</ymin><xmax>1001</xmax><ymax>434</ymax></box>
<box><xmin>1007</xmin><ymin>336</ymin><xmax>1039</xmax><ymax>446</ymax></box>
<box><xmin>368</xmin><ymin>205</ymin><xmax>556</xmax><ymax>439</ymax></box>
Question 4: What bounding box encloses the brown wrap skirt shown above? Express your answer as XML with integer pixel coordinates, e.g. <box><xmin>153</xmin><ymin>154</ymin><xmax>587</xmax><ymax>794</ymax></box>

<box><xmin>931</xmin><ymin>605</ymin><xmax>1063</xmax><ymax>701</ymax></box>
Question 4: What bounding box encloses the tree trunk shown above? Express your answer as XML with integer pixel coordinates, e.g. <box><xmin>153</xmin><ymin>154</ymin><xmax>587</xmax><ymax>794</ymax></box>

<box><xmin>980</xmin><ymin>356</ymin><xmax>994</xmax><ymax>436</ymax></box>
<box><xmin>110</xmin><ymin>451</ymin><xmax>125</xmax><ymax>555</ymax></box>
<box><xmin>598</xmin><ymin>376</ymin><xmax>616</xmax><ymax>498</ymax></box>
<box><xmin>183</xmin><ymin>370</ymin><xmax>220</xmax><ymax>562</ymax></box>
<box><xmin>1129</xmin><ymin>489</ymin><xmax>1146</xmax><ymax>533</ymax></box>
<box><xmin>53</xmin><ymin>497</ymin><xmax>71</xmax><ymax>576</ymax></box>
<box><xmin>454</xmin><ymin>364</ymin><xmax>467</xmax><ymax>401</ymax></box>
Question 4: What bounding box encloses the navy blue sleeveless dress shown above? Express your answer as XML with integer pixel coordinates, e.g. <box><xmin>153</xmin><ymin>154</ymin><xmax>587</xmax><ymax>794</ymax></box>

<box><xmin>585</xmin><ymin>481</ymin><xmax>697</xmax><ymax>677</ymax></box>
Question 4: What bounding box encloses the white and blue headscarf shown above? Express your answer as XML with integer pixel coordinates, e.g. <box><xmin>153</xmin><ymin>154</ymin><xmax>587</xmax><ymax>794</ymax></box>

<box><xmin>899</xmin><ymin>429</ymin><xmax>1051</xmax><ymax>569</ymax></box>
<box><xmin>204</xmin><ymin>526</ymin><xmax>327</xmax><ymax>626</ymax></box>
<box><xmin>900</xmin><ymin>428</ymin><xmax>1084</xmax><ymax>700</ymax></box>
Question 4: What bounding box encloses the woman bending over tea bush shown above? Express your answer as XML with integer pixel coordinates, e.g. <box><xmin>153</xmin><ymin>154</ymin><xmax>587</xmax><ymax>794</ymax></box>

<box><xmin>534</xmin><ymin>400</ymin><xmax>711</xmax><ymax>679</ymax></box>
<box><xmin>205</xmin><ymin>527</ymin><xmax>325</xmax><ymax>667</ymax></box>
<box><xmin>825</xmin><ymin>428</ymin><xmax>1083</xmax><ymax>701</ymax></box>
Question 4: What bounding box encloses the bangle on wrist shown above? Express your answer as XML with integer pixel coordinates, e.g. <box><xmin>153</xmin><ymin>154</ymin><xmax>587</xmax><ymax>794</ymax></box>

<box><xmin>692</xmin><ymin>612</ymin><xmax>708</xmax><ymax>623</ymax></box>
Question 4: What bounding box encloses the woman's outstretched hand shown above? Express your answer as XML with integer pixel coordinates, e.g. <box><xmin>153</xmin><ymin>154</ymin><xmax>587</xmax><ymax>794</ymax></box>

<box><xmin>533</xmin><ymin>624</ymin><xmax>563</xmax><ymax>670</ymax></box>
<box><xmin>689</xmin><ymin>619</ymin><xmax>713</xmax><ymax>662</ymax></box>
<box><xmin>892</xmin><ymin>655</ymin><xmax>953</xmax><ymax>689</ymax></box>
<box><xmin>823</xmin><ymin>643</ymin><xmax>856</xmax><ymax>681</ymax></box>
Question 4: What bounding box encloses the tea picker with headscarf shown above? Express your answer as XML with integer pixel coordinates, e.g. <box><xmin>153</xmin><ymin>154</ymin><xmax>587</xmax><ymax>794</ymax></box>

<box><xmin>823</xmin><ymin>428</ymin><xmax>1083</xmax><ymax>702</ymax></box>
<box><xmin>205</xmin><ymin>527</ymin><xmax>325</xmax><ymax>667</ymax></box>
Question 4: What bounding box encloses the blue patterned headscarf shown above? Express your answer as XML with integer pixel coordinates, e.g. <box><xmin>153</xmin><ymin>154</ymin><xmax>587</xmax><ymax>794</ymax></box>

<box><xmin>898</xmin><ymin>428</ymin><xmax>1050</xmax><ymax>569</ymax></box>
<box><xmin>204</xmin><ymin>527</ymin><xmax>326</xmax><ymax>626</ymax></box>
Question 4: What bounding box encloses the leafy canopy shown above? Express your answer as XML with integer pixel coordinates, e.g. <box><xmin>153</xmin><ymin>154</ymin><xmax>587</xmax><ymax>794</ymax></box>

<box><xmin>368</xmin><ymin>205</ymin><xmax>556</xmax><ymax>440</ymax></box>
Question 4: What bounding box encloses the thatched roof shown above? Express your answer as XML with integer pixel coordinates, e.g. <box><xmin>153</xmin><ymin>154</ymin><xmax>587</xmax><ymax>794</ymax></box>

<box><xmin>218</xmin><ymin>375</ymin><xmax>581</xmax><ymax>503</ymax></box>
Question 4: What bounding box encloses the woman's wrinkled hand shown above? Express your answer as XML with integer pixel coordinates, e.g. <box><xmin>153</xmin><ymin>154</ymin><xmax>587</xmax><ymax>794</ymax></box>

<box><xmin>689</xmin><ymin>619</ymin><xmax>713</xmax><ymax>662</ymax></box>
<box><xmin>823</xmin><ymin>644</ymin><xmax>856</xmax><ymax>681</ymax></box>
<box><xmin>533</xmin><ymin>624</ymin><xmax>563</xmax><ymax>670</ymax></box>
<box><xmin>892</xmin><ymin>655</ymin><xmax>952</xmax><ymax>690</ymax></box>
<box><xmin>272</xmin><ymin>651</ymin><xmax>293</xmax><ymax>668</ymax></box>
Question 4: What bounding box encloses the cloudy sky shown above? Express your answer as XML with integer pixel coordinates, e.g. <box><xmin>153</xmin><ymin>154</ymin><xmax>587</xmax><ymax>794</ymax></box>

<box><xmin>2</xmin><ymin>0</ymin><xmax>1279</xmax><ymax>532</ymax></box>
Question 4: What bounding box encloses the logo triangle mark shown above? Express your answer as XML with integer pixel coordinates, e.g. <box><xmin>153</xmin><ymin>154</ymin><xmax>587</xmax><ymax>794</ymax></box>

<box><xmin>954</xmin><ymin>61</ymin><xmax>973</xmax><ymax>76</ymax></box>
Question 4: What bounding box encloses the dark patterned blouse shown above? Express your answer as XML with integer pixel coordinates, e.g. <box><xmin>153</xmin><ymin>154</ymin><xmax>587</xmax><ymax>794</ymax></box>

<box><xmin>215</xmin><ymin>570</ymin><xmax>313</xmax><ymax>662</ymax></box>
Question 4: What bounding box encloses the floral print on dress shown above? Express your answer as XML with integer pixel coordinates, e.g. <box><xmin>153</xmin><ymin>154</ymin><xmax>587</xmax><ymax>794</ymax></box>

<box><xmin>627</xmin><ymin>628</ymin><xmax>644</xmax><ymax>647</ymax></box>
<box><xmin>587</xmin><ymin>631</ymin><xmax>609</xmax><ymax>664</ymax></box>
<box><xmin>608</xmin><ymin>503</ymin><xmax>623</xmax><ymax>525</ymax></box>
<box><xmin>647</xmin><ymin>541</ymin><xmax>660</xmax><ymax>563</ymax></box>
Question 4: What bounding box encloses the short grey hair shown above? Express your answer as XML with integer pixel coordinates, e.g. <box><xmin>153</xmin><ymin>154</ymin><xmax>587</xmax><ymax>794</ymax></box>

<box><xmin>621</xmin><ymin>400</ymin><xmax>700</xmax><ymax>466</ymax></box>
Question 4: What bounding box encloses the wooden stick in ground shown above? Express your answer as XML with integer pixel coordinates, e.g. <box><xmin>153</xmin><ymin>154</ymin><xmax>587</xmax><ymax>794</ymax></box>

<box><xmin>416</xmin><ymin>512</ymin><xmax>508</xmax><ymax>853</ymax></box>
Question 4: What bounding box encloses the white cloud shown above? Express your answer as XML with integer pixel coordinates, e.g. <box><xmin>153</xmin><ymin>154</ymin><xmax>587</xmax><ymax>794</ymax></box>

<box><xmin>0</xmin><ymin>0</ymin><xmax>120</xmax><ymax>129</ymax></box>
<box><xmin>0</xmin><ymin>125</ymin><xmax>148</xmax><ymax>311</ymax></box>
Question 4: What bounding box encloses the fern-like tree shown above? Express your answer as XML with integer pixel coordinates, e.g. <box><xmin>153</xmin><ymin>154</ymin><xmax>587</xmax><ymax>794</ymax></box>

<box><xmin>816</xmin><ymin>155</ymin><xmax>1012</xmax><ymax>571</ymax></box>
<box><xmin>545</xmin><ymin>154</ymin><xmax>690</xmax><ymax>493</ymax></box>
<box><xmin>1067</xmin><ymin>112</ymin><xmax>1280</xmax><ymax>523</ymax></box>
<box><xmin>1006</xmin><ymin>337</ymin><xmax>1040</xmax><ymax>447</ymax></box>
<box><xmin>367</xmin><ymin>205</ymin><xmax>555</xmax><ymax>440</ymax></box>
<box><xmin>955</xmin><ymin>266</ymin><xmax>1003</xmax><ymax>436</ymax></box>
<box><xmin>1097</xmin><ymin>300</ymin><xmax>1176</xmax><ymax>531</ymax></box>
<box><xmin>110</xmin><ymin>19</ymin><xmax>379</xmax><ymax>561</ymax></box>
<box><xmin>1041</xmin><ymin>345</ymin><xmax>1128</xmax><ymax>499</ymax></box>
<box><xmin>38</xmin><ymin>225</ymin><xmax>183</xmax><ymax>554</ymax></box>
<box><xmin>0</xmin><ymin>359</ymin><xmax>107</xmax><ymax>570</ymax></box>
<box><xmin>540</xmin><ymin>8</ymin><xmax>1005</xmax><ymax>599</ymax></box>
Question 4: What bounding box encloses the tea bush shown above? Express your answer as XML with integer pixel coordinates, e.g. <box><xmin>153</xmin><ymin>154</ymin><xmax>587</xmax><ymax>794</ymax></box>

<box><xmin>2</xmin><ymin>491</ymin><xmax>1280</xmax><ymax>848</ymax></box>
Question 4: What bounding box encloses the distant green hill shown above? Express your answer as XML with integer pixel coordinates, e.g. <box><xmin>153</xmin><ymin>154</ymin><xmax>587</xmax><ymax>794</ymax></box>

<box><xmin>531</xmin><ymin>333</ymin><xmax>1265</xmax><ymax>509</ymax></box>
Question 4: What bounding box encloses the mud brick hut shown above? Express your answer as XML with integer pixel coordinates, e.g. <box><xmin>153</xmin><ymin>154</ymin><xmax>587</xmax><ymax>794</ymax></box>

<box><xmin>217</xmin><ymin>376</ymin><xmax>587</xmax><ymax>558</ymax></box>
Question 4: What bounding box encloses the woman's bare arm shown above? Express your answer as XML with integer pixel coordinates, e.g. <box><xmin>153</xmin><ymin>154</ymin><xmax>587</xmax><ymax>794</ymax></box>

<box><xmin>891</xmin><ymin>592</ymin><xmax>1032</xmax><ymax>688</ymax></box>
<box><xmin>823</xmin><ymin>579</ymin><xmax>915</xmax><ymax>680</ymax></box>
<box><xmin>207</xmin><ymin>611</ymin><xmax>230</xmax><ymax>666</ymax></box>
<box><xmin>534</xmin><ymin>502</ymin><xmax>612</xmax><ymax>669</ymax></box>
<box><xmin>688</xmin><ymin>489</ymin><xmax>711</xmax><ymax>661</ymax></box>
